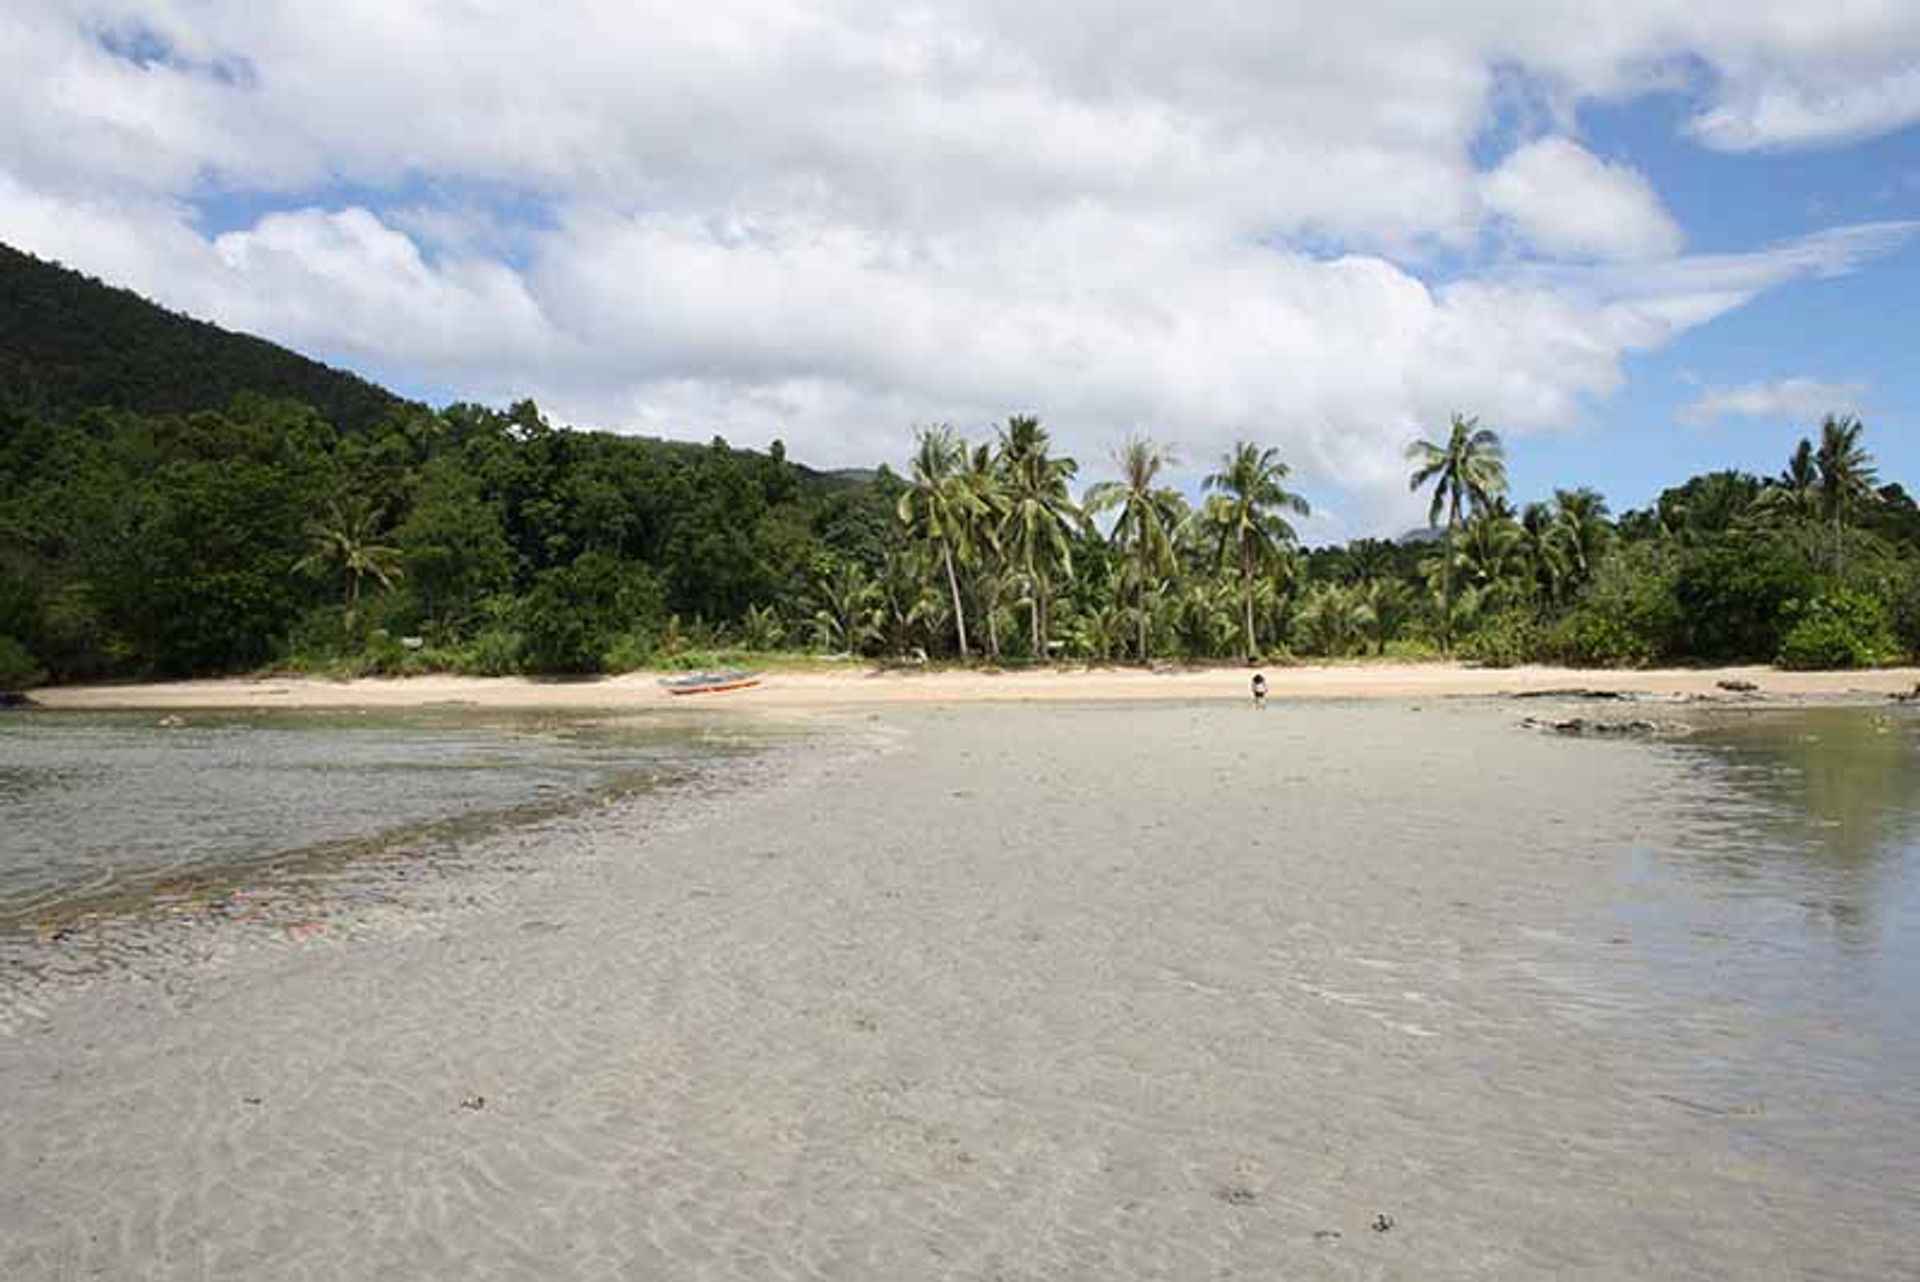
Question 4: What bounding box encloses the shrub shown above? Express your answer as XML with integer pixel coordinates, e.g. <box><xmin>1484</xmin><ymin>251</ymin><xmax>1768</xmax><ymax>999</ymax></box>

<box><xmin>0</xmin><ymin>634</ymin><xmax>45</xmax><ymax>690</ymax></box>
<box><xmin>1776</xmin><ymin>589</ymin><xmax>1900</xmax><ymax>670</ymax></box>
<box><xmin>1459</xmin><ymin>612</ymin><xmax>1543</xmax><ymax>668</ymax></box>
<box><xmin>1544</xmin><ymin>609</ymin><xmax>1656</xmax><ymax>668</ymax></box>
<box><xmin>461</xmin><ymin>627</ymin><xmax>523</xmax><ymax>676</ymax></box>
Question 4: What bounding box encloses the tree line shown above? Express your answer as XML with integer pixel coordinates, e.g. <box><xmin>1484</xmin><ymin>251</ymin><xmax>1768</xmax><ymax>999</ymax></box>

<box><xmin>4</xmin><ymin>390</ymin><xmax>1918</xmax><ymax>690</ymax></box>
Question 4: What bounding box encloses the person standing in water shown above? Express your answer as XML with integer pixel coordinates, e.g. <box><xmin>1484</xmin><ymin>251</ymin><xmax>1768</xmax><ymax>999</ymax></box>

<box><xmin>1251</xmin><ymin>672</ymin><xmax>1268</xmax><ymax>708</ymax></box>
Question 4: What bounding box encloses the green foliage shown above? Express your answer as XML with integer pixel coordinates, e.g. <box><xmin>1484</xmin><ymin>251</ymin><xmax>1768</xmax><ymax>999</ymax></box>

<box><xmin>1544</xmin><ymin>609</ymin><xmax>1656</xmax><ymax>669</ymax></box>
<box><xmin>1459</xmin><ymin>612</ymin><xmax>1543</xmax><ymax>668</ymax></box>
<box><xmin>0</xmin><ymin>243</ymin><xmax>403</xmax><ymax>432</ymax></box>
<box><xmin>1672</xmin><ymin>529</ymin><xmax>1817</xmax><ymax>661</ymax></box>
<box><xmin>1776</xmin><ymin>589</ymin><xmax>1901</xmax><ymax>670</ymax></box>
<box><xmin>4</xmin><ymin>252</ymin><xmax>1917</xmax><ymax>685</ymax></box>
<box><xmin>0</xmin><ymin>634</ymin><xmax>43</xmax><ymax>690</ymax></box>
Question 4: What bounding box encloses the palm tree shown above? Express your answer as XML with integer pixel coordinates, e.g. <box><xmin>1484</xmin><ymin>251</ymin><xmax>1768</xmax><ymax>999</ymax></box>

<box><xmin>1550</xmin><ymin>487</ymin><xmax>1611</xmax><ymax>593</ymax></box>
<box><xmin>809</xmin><ymin>560</ymin><xmax>882</xmax><ymax>654</ymax></box>
<box><xmin>1085</xmin><ymin>436</ymin><xmax>1187</xmax><ymax>660</ymax></box>
<box><xmin>958</xmin><ymin>441</ymin><xmax>1009</xmax><ymax>659</ymax></box>
<box><xmin>1406</xmin><ymin>414</ymin><xmax>1507</xmax><ymax>653</ymax></box>
<box><xmin>996</xmin><ymin>416</ymin><xmax>1082</xmax><ymax>658</ymax></box>
<box><xmin>1296</xmin><ymin>582</ymin><xmax>1373</xmax><ymax>658</ymax></box>
<box><xmin>1813</xmin><ymin>414</ymin><xmax>1877</xmax><ymax>574</ymax></box>
<box><xmin>1519</xmin><ymin>501</ymin><xmax>1567</xmax><ymax>606</ymax></box>
<box><xmin>295</xmin><ymin>498</ymin><xmax>403</xmax><ymax>615</ymax></box>
<box><xmin>1760</xmin><ymin>437</ymin><xmax>1821</xmax><ymax>523</ymax></box>
<box><xmin>898</xmin><ymin>425</ymin><xmax>984</xmax><ymax>660</ymax></box>
<box><xmin>1362</xmin><ymin>577</ymin><xmax>1412</xmax><ymax>655</ymax></box>
<box><xmin>1203</xmin><ymin>442</ymin><xmax>1310</xmax><ymax>660</ymax></box>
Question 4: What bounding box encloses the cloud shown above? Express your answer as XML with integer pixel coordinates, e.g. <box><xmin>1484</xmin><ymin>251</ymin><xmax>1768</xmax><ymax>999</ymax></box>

<box><xmin>4</xmin><ymin>1</ymin><xmax>1920</xmax><ymax>532</ymax></box>
<box><xmin>1680</xmin><ymin>377</ymin><xmax>1868</xmax><ymax>425</ymax></box>
<box><xmin>1479</xmin><ymin>138</ymin><xmax>1682</xmax><ymax>261</ymax></box>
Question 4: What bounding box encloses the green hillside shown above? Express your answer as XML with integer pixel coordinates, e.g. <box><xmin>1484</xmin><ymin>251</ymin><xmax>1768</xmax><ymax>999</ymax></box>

<box><xmin>0</xmin><ymin>242</ymin><xmax>407</xmax><ymax>433</ymax></box>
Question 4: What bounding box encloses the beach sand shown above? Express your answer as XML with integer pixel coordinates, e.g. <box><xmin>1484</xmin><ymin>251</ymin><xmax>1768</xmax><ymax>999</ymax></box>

<box><xmin>3</xmin><ymin>699</ymin><xmax>1911</xmax><ymax>1278</ymax></box>
<box><xmin>25</xmin><ymin>659</ymin><xmax>1920</xmax><ymax>711</ymax></box>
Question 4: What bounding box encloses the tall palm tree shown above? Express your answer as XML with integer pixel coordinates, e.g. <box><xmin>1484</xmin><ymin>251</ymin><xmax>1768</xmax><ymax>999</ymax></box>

<box><xmin>995</xmin><ymin>416</ymin><xmax>1082</xmax><ymax>658</ymax></box>
<box><xmin>897</xmin><ymin>425</ymin><xmax>984</xmax><ymax>660</ymax></box>
<box><xmin>1406</xmin><ymin>414</ymin><xmax>1507</xmax><ymax>653</ymax></box>
<box><xmin>295</xmin><ymin>498</ymin><xmax>403</xmax><ymax>615</ymax></box>
<box><xmin>1085</xmin><ymin>436</ymin><xmax>1187</xmax><ymax>660</ymax></box>
<box><xmin>958</xmin><ymin>441</ymin><xmax>1009</xmax><ymax>660</ymax></box>
<box><xmin>1813</xmin><ymin>414</ymin><xmax>1877</xmax><ymax>574</ymax></box>
<box><xmin>1203</xmin><ymin>442</ymin><xmax>1310</xmax><ymax>661</ymax></box>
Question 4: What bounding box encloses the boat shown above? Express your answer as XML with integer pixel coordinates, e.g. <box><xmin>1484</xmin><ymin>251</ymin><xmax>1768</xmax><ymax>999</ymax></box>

<box><xmin>658</xmin><ymin>669</ymin><xmax>763</xmax><ymax>696</ymax></box>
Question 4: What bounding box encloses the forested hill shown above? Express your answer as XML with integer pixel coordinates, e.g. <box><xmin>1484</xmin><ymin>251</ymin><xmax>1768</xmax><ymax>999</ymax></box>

<box><xmin>0</xmin><ymin>242</ymin><xmax>406</xmax><ymax>434</ymax></box>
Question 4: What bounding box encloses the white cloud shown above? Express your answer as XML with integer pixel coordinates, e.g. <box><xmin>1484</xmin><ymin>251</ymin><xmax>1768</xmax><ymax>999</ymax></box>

<box><xmin>1680</xmin><ymin>377</ymin><xmax>1868</xmax><ymax>425</ymax></box>
<box><xmin>3</xmin><ymin>1</ymin><xmax>1920</xmax><ymax>531</ymax></box>
<box><xmin>1480</xmin><ymin>138</ymin><xmax>1682</xmax><ymax>261</ymax></box>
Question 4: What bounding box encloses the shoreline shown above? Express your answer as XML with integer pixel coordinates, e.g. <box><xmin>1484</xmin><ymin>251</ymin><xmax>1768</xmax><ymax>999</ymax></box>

<box><xmin>20</xmin><ymin>660</ymin><xmax>1920</xmax><ymax>711</ymax></box>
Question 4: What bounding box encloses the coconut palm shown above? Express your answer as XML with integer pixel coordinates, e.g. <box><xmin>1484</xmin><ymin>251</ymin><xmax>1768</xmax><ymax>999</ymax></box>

<box><xmin>958</xmin><ymin>441</ymin><xmax>1010</xmax><ymax>659</ymax></box>
<box><xmin>1085</xmin><ymin>436</ymin><xmax>1187</xmax><ymax>660</ymax></box>
<box><xmin>1519</xmin><ymin>501</ymin><xmax>1568</xmax><ymax>606</ymax></box>
<box><xmin>1760</xmin><ymin>437</ymin><xmax>1821</xmax><ymax>523</ymax></box>
<box><xmin>1362</xmin><ymin>577</ymin><xmax>1412</xmax><ymax>655</ymax></box>
<box><xmin>1203</xmin><ymin>442</ymin><xmax>1310</xmax><ymax>660</ymax></box>
<box><xmin>295</xmin><ymin>498</ymin><xmax>403</xmax><ymax>615</ymax></box>
<box><xmin>1296</xmin><ymin>581</ymin><xmax>1373</xmax><ymax>658</ymax></box>
<box><xmin>1406</xmin><ymin>414</ymin><xmax>1507</xmax><ymax>652</ymax></box>
<box><xmin>996</xmin><ymin>416</ymin><xmax>1082</xmax><ymax>658</ymax></box>
<box><xmin>809</xmin><ymin>560</ymin><xmax>882</xmax><ymax>654</ymax></box>
<box><xmin>1550</xmin><ymin>487</ymin><xmax>1612</xmax><ymax>592</ymax></box>
<box><xmin>898</xmin><ymin>424</ymin><xmax>985</xmax><ymax>660</ymax></box>
<box><xmin>1814</xmin><ymin>414</ymin><xmax>1877</xmax><ymax>574</ymax></box>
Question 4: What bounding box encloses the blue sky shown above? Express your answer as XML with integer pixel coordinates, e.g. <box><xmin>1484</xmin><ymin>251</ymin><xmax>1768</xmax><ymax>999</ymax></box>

<box><xmin>4</xmin><ymin>3</ymin><xmax>1919</xmax><ymax>534</ymax></box>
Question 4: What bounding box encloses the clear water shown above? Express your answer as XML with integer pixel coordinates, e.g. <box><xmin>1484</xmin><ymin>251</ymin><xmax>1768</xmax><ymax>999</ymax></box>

<box><xmin>0</xmin><ymin>707</ymin><xmax>763</xmax><ymax>929</ymax></box>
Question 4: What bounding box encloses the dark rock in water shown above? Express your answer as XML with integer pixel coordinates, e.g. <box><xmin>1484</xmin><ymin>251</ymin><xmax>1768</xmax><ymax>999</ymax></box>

<box><xmin>1716</xmin><ymin>679</ymin><xmax>1760</xmax><ymax>693</ymax></box>
<box><xmin>1511</xmin><ymin>688</ymin><xmax>1634</xmax><ymax>701</ymax></box>
<box><xmin>1892</xmin><ymin>684</ymin><xmax>1920</xmax><ymax>704</ymax></box>
<box><xmin>1522</xmin><ymin>716</ymin><xmax>1665</xmax><ymax>737</ymax></box>
<box><xmin>0</xmin><ymin>691</ymin><xmax>38</xmax><ymax>709</ymax></box>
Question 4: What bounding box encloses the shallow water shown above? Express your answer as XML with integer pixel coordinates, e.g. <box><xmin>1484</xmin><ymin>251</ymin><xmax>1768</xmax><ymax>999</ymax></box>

<box><xmin>4</xmin><ymin>699</ymin><xmax>1919</xmax><ymax>1279</ymax></box>
<box><xmin>0</xmin><ymin>707</ymin><xmax>763</xmax><ymax>928</ymax></box>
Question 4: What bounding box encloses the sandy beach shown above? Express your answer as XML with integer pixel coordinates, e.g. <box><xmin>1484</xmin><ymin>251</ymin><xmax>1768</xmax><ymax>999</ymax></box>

<box><xmin>4</xmin><ymin>698</ymin><xmax>1916</xmax><ymax>1279</ymax></box>
<box><xmin>24</xmin><ymin>660</ymin><xmax>1920</xmax><ymax>711</ymax></box>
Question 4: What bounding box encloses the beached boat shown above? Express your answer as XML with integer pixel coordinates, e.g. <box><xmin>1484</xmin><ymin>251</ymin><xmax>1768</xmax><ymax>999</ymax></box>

<box><xmin>658</xmin><ymin>669</ymin><xmax>762</xmax><ymax>696</ymax></box>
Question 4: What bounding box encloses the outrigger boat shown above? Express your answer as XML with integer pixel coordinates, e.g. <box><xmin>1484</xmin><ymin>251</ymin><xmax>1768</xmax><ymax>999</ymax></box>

<box><xmin>658</xmin><ymin>669</ymin><xmax>762</xmax><ymax>696</ymax></box>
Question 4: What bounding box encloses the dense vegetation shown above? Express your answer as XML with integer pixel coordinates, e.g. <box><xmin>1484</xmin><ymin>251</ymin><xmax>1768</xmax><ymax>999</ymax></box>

<box><xmin>0</xmin><ymin>244</ymin><xmax>404</xmax><ymax>434</ymax></box>
<box><xmin>4</xmin><ymin>244</ymin><xmax>1919</xmax><ymax>688</ymax></box>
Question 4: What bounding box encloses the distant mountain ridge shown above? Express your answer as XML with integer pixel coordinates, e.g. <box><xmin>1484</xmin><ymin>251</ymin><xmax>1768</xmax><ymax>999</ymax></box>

<box><xmin>0</xmin><ymin>242</ymin><xmax>409</xmax><ymax>433</ymax></box>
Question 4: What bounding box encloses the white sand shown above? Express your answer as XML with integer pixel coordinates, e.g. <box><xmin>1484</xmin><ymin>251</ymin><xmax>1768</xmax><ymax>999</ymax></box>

<box><xmin>26</xmin><ymin>660</ymin><xmax>1920</xmax><ymax>711</ymax></box>
<box><xmin>2</xmin><ymin>701</ymin><xmax>1910</xmax><ymax>1278</ymax></box>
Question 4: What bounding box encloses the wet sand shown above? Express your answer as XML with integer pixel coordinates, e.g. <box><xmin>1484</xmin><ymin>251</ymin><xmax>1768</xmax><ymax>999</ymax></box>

<box><xmin>2</xmin><ymin>701</ymin><xmax>1915</xmax><ymax>1278</ymax></box>
<box><xmin>25</xmin><ymin>660</ymin><xmax>1920</xmax><ymax>712</ymax></box>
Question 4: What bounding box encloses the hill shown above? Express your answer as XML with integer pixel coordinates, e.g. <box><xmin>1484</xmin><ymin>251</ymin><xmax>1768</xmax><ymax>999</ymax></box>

<box><xmin>0</xmin><ymin>242</ymin><xmax>408</xmax><ymax>433</ymax></box>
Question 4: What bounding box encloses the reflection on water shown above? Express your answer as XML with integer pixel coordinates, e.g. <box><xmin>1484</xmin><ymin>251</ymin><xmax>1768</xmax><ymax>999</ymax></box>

<box><xmin>1609</xmin><ymin>706</ymin><xmax>1920</xmax><ymax>1166</ymax></box>
<box><xmin>1660</xmin><ymin>707</ymin><xmax>1920</xmax><ymax>958</ymax></box>
<box><xmin>0</xmin><ymin>708</ymin><xmax>765</xmax><ymax>931</ymax></box>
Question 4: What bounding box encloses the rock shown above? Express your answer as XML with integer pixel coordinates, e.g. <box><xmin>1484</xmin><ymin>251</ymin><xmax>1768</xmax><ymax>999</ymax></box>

<box><xmin>1716</xmin><ymin>679</ymin><xmax>1759</xmax><ymax>693</ymax></box>
<box><xmin>1511</xmin><ymin>688</ymin><xmax>1635</xmax><ymax>701</ymax></box>
<box><xmin>0</xmin><ymin>691</ymin><xmax>38</xmax><ymax>709</ymax></box>
<box><xmin>1522</xmin><ymin>716</ymin><xmax>1666</xmax><ymax>738</ymax></box>
<box><xmin>1372</xmin><ymin>1213</ymin><xmax>1395</xmax><ymax>1233</ymax></box>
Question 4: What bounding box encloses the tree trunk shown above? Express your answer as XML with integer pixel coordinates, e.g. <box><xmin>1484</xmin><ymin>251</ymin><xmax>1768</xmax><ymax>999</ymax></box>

<box><xmin>1027</xmin><ymin>551</ymin><xmax>1042</xmax><ymax>659</ymax></box>
<box><xmin>1240</xmin><ymin>544</ymin><xmax>1256</xmax><ymax>661</ymax></box>
<box><xmin>942</xmin><ymin>541</ymin><xmax>969</xmax><ymax>661</ymax></box>
<box><xmin>1440</xmin><ymin>511</ymin><xmax>1456</xmax><ymax>656</ymax></box>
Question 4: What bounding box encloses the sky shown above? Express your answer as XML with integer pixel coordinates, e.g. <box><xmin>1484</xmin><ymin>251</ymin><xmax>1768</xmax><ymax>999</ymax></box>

<box><xmin>3</xmin><ymin>2</ymin><xmax>1919</xmax><ymax>537</ymax></box>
